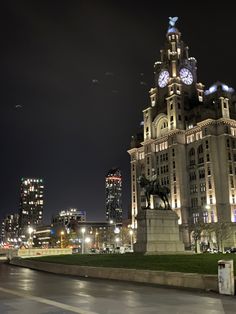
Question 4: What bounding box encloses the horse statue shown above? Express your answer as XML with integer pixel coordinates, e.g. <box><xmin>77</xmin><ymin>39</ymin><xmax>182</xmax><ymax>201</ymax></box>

<box><xmin>137</xmin><ymin>175</ymin><xmax>171</xmax><ymax>210</ymax></box>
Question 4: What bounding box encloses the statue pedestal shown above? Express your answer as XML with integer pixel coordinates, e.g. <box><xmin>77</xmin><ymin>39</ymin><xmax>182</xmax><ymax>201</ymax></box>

<box><xmin>134</xmin><ymin>209</ymin><xmax>185</xmax><ymax>254</ymax></box>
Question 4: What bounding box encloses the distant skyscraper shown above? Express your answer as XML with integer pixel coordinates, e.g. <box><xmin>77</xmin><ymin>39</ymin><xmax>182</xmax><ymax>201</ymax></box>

<box><xmin>19</xmin><ymin>178</ymin><xmax>44</xmax><ymax>235</ymax></box>
<box><xmin>1</xmin><ymin>213</ymin><xmax>19</xmax><ymax>243</ymax></box>
<box><xmin>105</xmin><ymin>168</ymin><xmax>122</xmax><ymax>224</ymax></box>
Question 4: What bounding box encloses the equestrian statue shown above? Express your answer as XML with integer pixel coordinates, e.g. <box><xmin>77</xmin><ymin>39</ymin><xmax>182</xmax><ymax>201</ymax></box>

<box><xmin>137</xmin><ymin>175</ymin><xmax>171</xmax><ymax>210</ymax></box>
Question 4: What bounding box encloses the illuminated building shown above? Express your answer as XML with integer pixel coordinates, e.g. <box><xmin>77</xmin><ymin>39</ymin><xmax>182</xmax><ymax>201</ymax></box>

<box><xmin>33</xmin><ymin>225</ymin><xmax>52</xmax><ymax>248</ymax></box>
<box><xmin>3</xmin><ymin>213</ymin><xmax>19</xmax><ymax>241</ymax></box>
<box><xmin>105</xmin><ymin>168</ymin><xmax>122</xmax><ymax>224</ymax></box>
<box><xmin>19</xmin><ymin>178</ymin><xmax>44</xmax><ymax>235</ymax></box>
<box><xmin>52</xmin><ymin>208</ymin><xmax>86</xmax><ymax>231</ymax></box>
<box><xmin>128</xmin><ymin>19</ymin><xmax>236</xmax><ymax>248</ymax></box>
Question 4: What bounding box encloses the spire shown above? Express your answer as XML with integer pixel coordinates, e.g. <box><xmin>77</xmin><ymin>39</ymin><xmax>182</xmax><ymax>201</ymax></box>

<box><xmin>167</xmin><ymin>16</ymin><xmax>180</xmax><ymax>35</ymax></box>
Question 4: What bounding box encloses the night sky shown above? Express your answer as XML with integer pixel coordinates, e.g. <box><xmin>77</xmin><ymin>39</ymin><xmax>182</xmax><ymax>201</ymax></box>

<box><xmin>0</xmin><ymin>1</ymin><xmax>235</xmax><ymax>223</ymax></box>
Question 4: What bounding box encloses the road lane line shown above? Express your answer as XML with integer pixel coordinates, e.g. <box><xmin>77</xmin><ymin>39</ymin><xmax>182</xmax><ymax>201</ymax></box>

<box><xmin>0</xmin><ymin>286</ymin><xmax>98</xmax><ymax>314</ymax></box>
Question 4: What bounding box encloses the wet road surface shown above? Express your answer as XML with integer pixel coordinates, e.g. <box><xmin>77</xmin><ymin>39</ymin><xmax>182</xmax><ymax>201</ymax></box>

<box><xmin>0</xmin><ymin>262</ymin><xmax>236</xmax><ymax>313</ymax></box>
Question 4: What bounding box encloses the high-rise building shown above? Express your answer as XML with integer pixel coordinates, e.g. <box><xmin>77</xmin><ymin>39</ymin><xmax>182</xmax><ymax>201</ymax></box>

<box><xmin>128</xmin><ymin>18</ymin><xmax>236</xmax><ymax>248</ymax></box>
<box><xmin>0</xmin><ymin>220</ymin><xmax>5</xmax><ymax>243</ymax></box>
<box><xmin>105</xmin><ymin>168</ymin><xmax>122</xmax><ymax>224</ymax></box>
<box><xmin>3</xmin><ymin>213</ymin><xmax>19</xmax><ymax>242</ymax></box>
<box><xmin>19</xmin><ymin>178</ymin><xmax>44</xmax><ymax>235</ymax></box>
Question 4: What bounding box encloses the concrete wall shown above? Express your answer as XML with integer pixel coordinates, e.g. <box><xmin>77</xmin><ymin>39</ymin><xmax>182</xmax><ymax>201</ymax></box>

<box><xmin>5</xmin><ymin>248</ymin><xmax>72</xmax><ymax>260</ymax></box>
<box><xmin>10</xmin><ymin>258</ymin><xmax>219</xmax><ymax>292</ymax></box>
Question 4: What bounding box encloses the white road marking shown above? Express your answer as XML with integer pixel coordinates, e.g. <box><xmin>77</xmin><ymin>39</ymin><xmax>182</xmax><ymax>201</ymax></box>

<box><xmin>0</xmin><ymin>286</ymin><xmax>98</xmax><ymax>314</ymax></box>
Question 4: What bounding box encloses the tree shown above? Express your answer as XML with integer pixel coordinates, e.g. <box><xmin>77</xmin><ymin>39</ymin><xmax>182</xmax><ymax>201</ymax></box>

<box><xmin>190</xmin><ymin>221</ymin><xmax>208</xmax><ymax>253</ymax></box>
<box><xmin>208</xmin><ymin>221</ymin><xmax>233</xmax><ymax>252</ymax></box>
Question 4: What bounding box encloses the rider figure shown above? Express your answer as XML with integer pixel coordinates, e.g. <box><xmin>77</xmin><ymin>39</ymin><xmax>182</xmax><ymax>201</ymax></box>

<box><xmin>150</xmin><ymin>174</ymin><xmax>158</xmax><ymax>192</ymax></box>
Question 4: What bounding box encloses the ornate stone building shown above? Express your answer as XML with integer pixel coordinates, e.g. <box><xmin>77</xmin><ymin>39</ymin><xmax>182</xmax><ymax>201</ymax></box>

<box><xmin>128</xmin><ymin>19</ymin><xmax>236</xmax><ymax>248</ymax></box>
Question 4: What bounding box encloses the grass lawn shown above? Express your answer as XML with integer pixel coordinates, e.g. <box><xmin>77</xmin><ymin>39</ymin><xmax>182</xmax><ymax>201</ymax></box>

<box><xmin>29</xmin><ymin>253</ymin><xmax>236</xmax><ymax>275</ymax></box>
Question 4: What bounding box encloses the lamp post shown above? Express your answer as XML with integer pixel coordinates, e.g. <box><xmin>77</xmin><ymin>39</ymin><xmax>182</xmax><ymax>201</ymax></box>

<box><xmin>28</xmin><ymin>227</ymin><xmax>34</xmax><ymax>249</ymax></box>
<box><xmin>129</xmin><ymin>229</ymin><xmax>134</xmax><ymax>252</ymax></box>
<box><xmin>60</xmin><ymin>231</ymin><xmax>65</xmax><ymax>249</ymax></box>
<box><xmin>81</xmin><ymin>227</ymin><xmax>86</xmax><ymax>254</ymax></box>
<box><xmin>115</xmin><ymin>237</ymin><xmax>120</xmax><ymax>248</ymax></box>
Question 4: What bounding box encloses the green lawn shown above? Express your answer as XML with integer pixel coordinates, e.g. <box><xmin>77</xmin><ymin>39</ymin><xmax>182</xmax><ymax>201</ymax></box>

<box><xmin>29</xmin><ymin>253</ymin><xmax>236</xmax><ymax>275</ymax></box>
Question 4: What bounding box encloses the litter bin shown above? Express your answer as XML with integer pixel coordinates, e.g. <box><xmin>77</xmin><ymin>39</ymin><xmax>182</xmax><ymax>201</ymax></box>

<box><xmin>218</xmin><ymin>260</ymin><xmax>235</xmax><ymax>295</ymax></box>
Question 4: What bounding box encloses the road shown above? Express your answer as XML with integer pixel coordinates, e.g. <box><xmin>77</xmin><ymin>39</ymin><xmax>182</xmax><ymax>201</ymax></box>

<box><xmin>0</xmin><ymin>262</ymin><xmax>235</xmax><ymax>314</ymax></box>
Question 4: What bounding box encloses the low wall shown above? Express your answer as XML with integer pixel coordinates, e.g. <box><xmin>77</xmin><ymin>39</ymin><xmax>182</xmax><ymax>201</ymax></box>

<box><xmin>6</xmin><ymin>248</ymin><xmax>72</xmax><ymax>260</ymax></box>
<box><xmin>10</xmin><ymin>258</ymin><xmax>219</xmax><ymax>292</ymax></box>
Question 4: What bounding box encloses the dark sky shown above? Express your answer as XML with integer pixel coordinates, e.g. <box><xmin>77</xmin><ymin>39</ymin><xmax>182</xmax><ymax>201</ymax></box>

<box><xmin>0</xmin><ymin>1</ymin><xmax>235</xmax><ymax>223</ymax></box>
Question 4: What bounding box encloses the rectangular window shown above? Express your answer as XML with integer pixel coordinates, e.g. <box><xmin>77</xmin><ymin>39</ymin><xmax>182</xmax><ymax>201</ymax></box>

<box><xmin>172</xmin><ymin>149</ymin><xmax>175</xmax><ymax>157</ymax></box>
<box><xmin>206</xmin><ymin>154</ymin><xmax>210</xmax><ymax>162</ymax></box>
<box><xmin>211</xmin><ymin>210</ymin><xmax>215</xmax><ymax>223</ymax></box>
<box><xmin>209</xmin><ymin>195</ymin><xmax>213</xmax><ymax>204</ymax></box>
<box><xmin>178</xmin><ymin>115</ymin><xmax>181</xmax><ymax>121</ymax></box>
<box><xmin>175</xmin><ymin>199</ymin><xmax>177</xmax><ymax>208</ymax></box>
<box><xmin>199</xmin><ymin>169</ymin><xmax>205</xmax><ymax>179</ymax></box>
<box><xmin>206</xmin><ymin>140</ymin><xmax>209</xmax><ymax>149</ymax></box>
<box><xmin>173</xmin><ymin>173</ymin><xmax>176</xmax><ymax>181</ymax></box>
<box><xmin>208</xmin><ymin>179</ymin><xmax>212</xmax><ymax>189</ymax></box>
<box><xmin>231</xmin><ymin>177</ymin><xmax>234</xmax><ymax>188</ymax></box>
<box><xmin>193</xmin><ymin>212</ymin><xmax>199</xmax><ymax>224</ymax></box>
<box><xmin>203</xmin><ymin>211</ymin><xmax>209</xmax><ymax>223</ymax></box>
<box><xmin>174</xmin><ymin>184</ymin><xmax>177</xmax><ymax>194</ymax></box>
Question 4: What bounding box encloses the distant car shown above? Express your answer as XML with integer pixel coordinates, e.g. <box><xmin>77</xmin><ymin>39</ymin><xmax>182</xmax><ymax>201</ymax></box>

<box><xmin>206</xmin><ymin>248</ymin><xmax>220</xmax><ymax>254</ymax></box>
<box><xmin>89</xmin><ymin>248</ymin><xmax>99</xmax><ymax>254</ymax></box>
<box><xmin>226</xmin><ymin>247</ymin><xmax>236</xmax><ymax>253</ymax></box>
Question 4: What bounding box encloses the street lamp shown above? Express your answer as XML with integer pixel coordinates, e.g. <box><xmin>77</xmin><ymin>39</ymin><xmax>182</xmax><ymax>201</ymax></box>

<box><xmin>60</xmin><ymin>231</ymin><xmax>65</xmax><ymax>249</ymax></box>
<box><xmin>28</xmin><ymin>227</ymin><xmax>34</xmax><ymax>248</ymax></box>
<box><xmin>115</xmin><ymin>237</ymin><xmax>120</xmax><ymax>247</ymax></box>
<box><xmin>81</xmin><ymin>227</ymin><xmax>86</xmax><ymax>254</ymax></box>
<box><xmin>129</xmin><ymin>229</ymin><xmax>134</xmax><ymax>252</ymax></box>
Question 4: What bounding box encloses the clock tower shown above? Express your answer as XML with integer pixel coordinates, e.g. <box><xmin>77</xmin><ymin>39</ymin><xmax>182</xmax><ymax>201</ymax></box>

<box><xmin>151</xmin><ymin>19</ymin><xmax>200</xmax><ymax>132</ymax></box>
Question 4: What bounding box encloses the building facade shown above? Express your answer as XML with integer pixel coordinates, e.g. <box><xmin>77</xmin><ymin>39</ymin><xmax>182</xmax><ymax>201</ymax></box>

<box><xmin>52</xmin><ymin>208</ymin><xmax>86</xmax><ymax>231</ymax></box>
<box><xmin>19</xmin><ymin>178</ymin><xmax>44</xmax><ymax>235</ymax></box>
<box><xmin>128</xmin><ymin>19</ymin><xmax>236</xmax><ymax>248</ymax></box>
<box><xmin>0</xmin><ymin>213</ymin><xmax>19</xmax><ymax>244</ymax></box>
<box><xmin>105</xmin><ymin>168</ymin><xmax>122</xmax><ymax>224</ymax></box>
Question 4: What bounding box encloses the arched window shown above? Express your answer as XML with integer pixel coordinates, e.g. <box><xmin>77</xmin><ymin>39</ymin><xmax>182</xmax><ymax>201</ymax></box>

<box><xmin>161</xmin><ymin>121</ymin><xmax>168</xmax><ymax>129</ymax></box>
<box><xmin>197</xmin><ymin>144</ymin><xmax>203</xmax><ymax>154</ymax></box>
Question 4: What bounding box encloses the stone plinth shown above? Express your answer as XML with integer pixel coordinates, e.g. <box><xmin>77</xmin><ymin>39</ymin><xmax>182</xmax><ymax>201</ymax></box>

<box><xmin>134</xmin><ymin>209</ymin><xmax>185</xmax><ymax>254</ymax></box>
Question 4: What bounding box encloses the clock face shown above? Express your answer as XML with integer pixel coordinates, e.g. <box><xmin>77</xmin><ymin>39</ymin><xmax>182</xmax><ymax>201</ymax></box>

<box><xmin>158</xmin><ymin>70</ymin><xmax>170</xmax><ymax>88</ymax></box>
<box><xmin>180</xmin><ymin>68</ymin><xmax>193</xmax><ymax>85</ymax></box>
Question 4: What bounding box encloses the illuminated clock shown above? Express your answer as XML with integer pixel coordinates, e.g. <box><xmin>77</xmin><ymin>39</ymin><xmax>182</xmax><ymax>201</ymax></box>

<box><xmin>180</xmin><ymin>68</ymin><xmax>193</xmax><ymax>85</ymax></box>
<box><xmin>158</xmin><ymin>70</ymin><xmax>170</xmax><ymax>88</ymax></box>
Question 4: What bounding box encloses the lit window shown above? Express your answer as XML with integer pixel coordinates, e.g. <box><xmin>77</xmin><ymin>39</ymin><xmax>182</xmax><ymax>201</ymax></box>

<box><xmin>203</xmin><ymin>211</ymin><xmax>208</xmax><ymax>223</ymax></box>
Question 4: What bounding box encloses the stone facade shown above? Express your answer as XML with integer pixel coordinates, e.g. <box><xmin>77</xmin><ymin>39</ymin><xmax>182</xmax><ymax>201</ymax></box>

<box><xmin>128</xmin><ymin>20</ymin><xmax>236</xmax><ymax>249</ymax></box>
